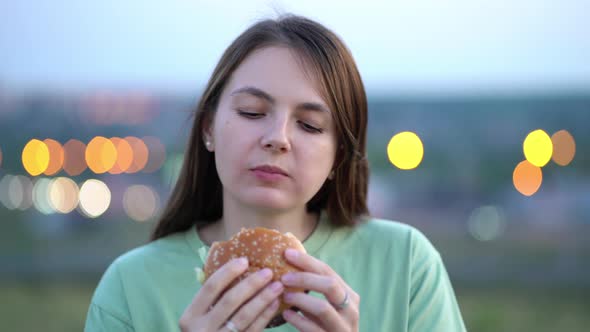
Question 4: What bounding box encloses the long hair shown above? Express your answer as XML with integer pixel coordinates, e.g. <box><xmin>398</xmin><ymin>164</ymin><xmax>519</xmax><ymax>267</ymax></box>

<box><xmin>151</xmin><ymin>15</ymin><xmax>369</xmax><ymax>241</ymax></box>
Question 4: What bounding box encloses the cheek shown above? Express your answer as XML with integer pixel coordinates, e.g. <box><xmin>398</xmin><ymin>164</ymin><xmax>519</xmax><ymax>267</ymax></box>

<box><xmin>300</xmin><ymin>142</ymin><xmax>336</xmax><ymax>179</ymax></box>
<box><xmin>214</xmin><ymin>121</ymin><xmax>244</xmax><ymax>179</ymax></box>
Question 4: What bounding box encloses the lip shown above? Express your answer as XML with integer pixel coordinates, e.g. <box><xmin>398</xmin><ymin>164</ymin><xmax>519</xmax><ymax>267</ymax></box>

<box><xmin>250</xmin><ymin>165</ymin><xmax>289</xmax><ymax>177</ymax></box>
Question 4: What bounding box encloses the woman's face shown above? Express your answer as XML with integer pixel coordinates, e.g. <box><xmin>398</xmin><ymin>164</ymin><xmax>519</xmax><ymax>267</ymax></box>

<box><xmin>206</xmin><ymin>46</ymin><xmax>337</xmax><ymax>212</ymax></box>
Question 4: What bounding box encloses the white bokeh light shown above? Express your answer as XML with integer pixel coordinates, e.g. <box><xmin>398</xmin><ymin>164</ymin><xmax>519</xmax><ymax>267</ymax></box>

<box><xmin>33</xmin><ymin>177</ymin><xmax>55</xmax><ymax>214</ymax></box>
<box><xmin>49</xmin><ymin>177</ymin><xmax>79</xmax><ymax>213</ymax></box>
<box><xmin>467</xmin><ymin>205</ymin><xmax>507</xmax><ymax>241</ymax></box>
<box><xmin>79</xmin><ymin>179</ymin><xmax>111</xmax><ymax>218</ymax></box>
<box><xmin>123</xmin><ymin>185</ymin><xmax>159</xmax><ymax>222</ymax></box>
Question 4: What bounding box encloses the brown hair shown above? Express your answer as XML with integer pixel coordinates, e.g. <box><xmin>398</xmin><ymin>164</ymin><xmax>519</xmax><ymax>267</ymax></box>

<box><xmin>151</xmin><ymin>14</ymin><xmax>369</xmax><ymax>241</ymax></box>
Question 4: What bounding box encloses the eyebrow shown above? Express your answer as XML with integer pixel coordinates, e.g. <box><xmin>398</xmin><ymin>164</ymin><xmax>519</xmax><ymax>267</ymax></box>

<box><xmin>230</xmin><ymin>86</ymin><xmax>331</xmax><ymax>115</ymax></box>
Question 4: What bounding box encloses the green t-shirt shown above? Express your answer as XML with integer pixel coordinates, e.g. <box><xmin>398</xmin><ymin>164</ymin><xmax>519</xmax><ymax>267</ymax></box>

<box><xmin>85</xmin><ymin>211</ymin><xmax>466</xmax><ymax>331</ymax></box>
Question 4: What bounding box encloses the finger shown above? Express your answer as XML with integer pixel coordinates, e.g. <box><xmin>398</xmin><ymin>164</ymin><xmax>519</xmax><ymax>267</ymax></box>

<box><xmin>283</xmin><ymin>309</ymin><xmax>326</xmax><ymax>332</ymax></box>
<box><xmin>244</xmin><ymin>298</ymin><xmax>281</xmax><ymax>332</ymax></box>
<box><xmin>284</xmin><ymin>249</ymin><xmax>339</xmax><ymax>279</ymax></box>
<box><xmin>284</xmin><ymin>249</ymin><xmax>360</xmax><ymax>304</ymax></box>
<box><xmin>281</xmin><ymin>272</ymin><xmax>346</xmax><ymax>306</ymax></box>
<box><xmin>229</xmin><ymin>281</ymin><xmax>284</xmax><ymax>331</ymax></box>
<box><xmin>208</xmin><ymin>268</ymin><xmax>274</xmax><ymax>328</ymax></box>
<box><xmin>186</xmin><ymin>257</ymin><xmax>249</xmax><ymax>316</ymax></box>
<box><xmin>283</xmin><ymin>292</ymin><xmax>342</xmax><ymax>329</ymax></box>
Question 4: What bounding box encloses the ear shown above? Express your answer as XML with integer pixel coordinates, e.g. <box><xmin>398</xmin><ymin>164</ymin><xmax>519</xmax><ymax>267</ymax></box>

<box><xmin>202</xmin><ymin>112</ymin><xmax>215</xmax><ymax>151</ymax></box>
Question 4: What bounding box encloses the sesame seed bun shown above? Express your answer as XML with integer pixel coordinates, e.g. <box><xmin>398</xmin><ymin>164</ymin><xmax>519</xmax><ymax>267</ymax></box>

<box><xmin>203</xmin><ymin>227</ymin><xmax>307</xmax><ymax>327</ymax></box>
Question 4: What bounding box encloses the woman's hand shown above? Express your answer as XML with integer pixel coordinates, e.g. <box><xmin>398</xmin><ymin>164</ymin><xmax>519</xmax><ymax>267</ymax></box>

<box><xmin>280</xmin><ymin>249</ymin><xmax>360</xmax><ymax>332</ymax></box>
<box><xmin>179</xmin><ymin>257</ymin><xmax>285</xmax><ymax>332</ymax></box>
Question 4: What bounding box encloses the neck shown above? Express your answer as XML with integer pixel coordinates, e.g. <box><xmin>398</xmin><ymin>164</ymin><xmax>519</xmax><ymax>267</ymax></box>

<box><xmin>205</xmin><ymin>199</ymin><xmax>320</xmax><ymax>245</ymax></box>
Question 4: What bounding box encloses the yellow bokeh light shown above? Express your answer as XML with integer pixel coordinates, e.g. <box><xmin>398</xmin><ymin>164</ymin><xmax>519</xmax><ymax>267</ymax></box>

<box><xmin>22</xmin><ymin>139</ymin><xmax>50</xmax><ymax>176</ymax></box>
<box><xmin>0</xmin><ymin>147</ymin><xmax>3</xmax><ymax>168</ymax></box>
<box><xmin>387</xmin><ymin>131</ymin><xmax>424</xmax><ymax>170</ymax></box>
<box><xmin>513</xmin><ymin>160</ymin><xmax>543</xmax><ymax>196</ymax></box>
<box><xmin>523</xmin><ymin>129</ymin><xmax>553</xmax><ymax>167</ymax></box>
<box><xmin>86</xmin><ymin>136</ymin><xmax>118</xmax><ymax>174</ymax></box>
<box><xmin>551</xmin><ymin>130</ymin><xmax>576</xmax><ymax>166</ymax></box>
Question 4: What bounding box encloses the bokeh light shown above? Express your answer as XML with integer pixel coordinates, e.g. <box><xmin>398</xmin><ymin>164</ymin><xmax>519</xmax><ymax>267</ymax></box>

<box><xmin>0</xmin><ymin>175</ymin><xmax>13</xmax><ymax>209</ymax></box>
<box><xmin>0</xmin><ymin>175</ymin><xmax>34</xmax><ymax>211</ymax></box>
<box><xmin>523</xmin><ymin>129</ymin><xmax>553</xmax><ymax>167</ymax></box>
<box><xmin>15</xmin><ymin>175</ymin><xmax>34</xmax><ymax>211</ymax></box>
<box><xmin>125</xmin><ymin>136</ymin><xmax>149</xmax><ymax>173</ymax></box>
<box><xmin>63</xmin><ymin>139</ymin><xmax>88</xmax><ymax>176</ymax></box>
<box><xmin>513</xmin><ymin>160</ymin><xmax>543</xmax><ymax>196</ymax></box>
<box><xmin>0</xmin><ymin>175</ymin><xmax>20</xmax><ymax>209</ymax></box>
<box><xmin>143</xmin><ymin>136</ymin><xmax>167</xmax><ymax>173</ymax></box>
<box><xmin>0</xmin><ymin>146</ymin><xmax>3</xmax><ymax>168</ymax></box>
<box><xmin>22</xmin><ymin>139</ymin><xmax>50</xmax><ymax>176</ymax></box>
<box><xmin>33</xmin><ymin>177</ymin><xmax>56</xmax><ymax>214</ymax></box>
<box><xmin>43</xmin><ymin>139</ymin><xmax>64</xmax><ymax>176</ymax></box>
<box><xmin>78</xmin><ymin>179</ymin><xmax>111</xmax><ymax>218</ymax></box>
<box><xmin>468</xmin><ymin>205</ymin><xmax>506</xmax><ymax>241</ymax></box>
<box><xmin>108</xmin><ymin>137</ymin><xmax>134</xmax><ymax>174</ymax></box>
<box><xmin>551</xmin><ymin>130</ymin><xmax>576</xmax><ymax>166</ymax></box>
<box><xmin>86</xmin><ymin>136</ymin><xmax>117</xmax><ymax>174</ymax></box>
<box><xmin>123</xmin><ymin>185</ymin><xmax>160</xmax><ymax>222</ymax></box>
<box><xmin>386</xmin><ymin>131</ymin><xmax>424</xmax><ymax>170</ymax></box>
<box><xmin>49</xmin><ymin>177</ymin><xmax>79</xmax><ymax>213</ymax></box>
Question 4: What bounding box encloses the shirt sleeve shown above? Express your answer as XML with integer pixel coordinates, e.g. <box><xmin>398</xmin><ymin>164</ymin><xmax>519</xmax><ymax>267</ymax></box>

<box><xmin>85</xmin><ymin>303</ymin><xmax>135</xmax><ymax>332</ymax></box>
<box><xmin>408</xmin><ymin>229</ymin><xmax>467</xmax><ymax>332</ymax></box>
<box><xmin>84</xmin><ymin>260</ymin><xmax>135</xmax><ymax>332</ymax></box>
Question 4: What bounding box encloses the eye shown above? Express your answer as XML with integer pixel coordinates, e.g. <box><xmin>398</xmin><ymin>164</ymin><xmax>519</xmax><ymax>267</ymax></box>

<box><xmin>298</xmin><ymin>121</ymin><xmax>323</xmax><ymax>134</ymax></box>
<box><xmin>237</xmin><ymin>110</ymin><xmax>264</xmax><ymax>119</ymax></box>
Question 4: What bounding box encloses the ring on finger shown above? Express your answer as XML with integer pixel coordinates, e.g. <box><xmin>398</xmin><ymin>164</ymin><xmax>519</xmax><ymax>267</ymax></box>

<box><xmin>333</xmin><ymin>290</ymin><xmax>350</xmax><ymax>310</ymax></box>
<box><xmin>224</xmin><ymin>319</ymin><xmax>240</xmax><ymax>332</ymax></box>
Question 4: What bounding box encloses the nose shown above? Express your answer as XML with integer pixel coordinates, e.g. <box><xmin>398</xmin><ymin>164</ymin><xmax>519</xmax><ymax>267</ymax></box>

<box><xmin>260</xmin><ymin>115</ymin><xmax>291</xmax><ymax>153</ymax></box>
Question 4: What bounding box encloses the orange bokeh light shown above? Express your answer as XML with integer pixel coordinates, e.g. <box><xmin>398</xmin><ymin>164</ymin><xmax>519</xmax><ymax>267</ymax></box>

<box><xmin>43</xmin><ymin>139</ymin><xmax>65</xmax><ymax>176</ymax></box>
<box><xmin>551</xmin><ymin>130</ymin><xmax>576</xmax><ymax>166</ymax></box>
<box><xmin>109</xmin><ymin>137</ymin><xmax>134</xmax><ymax>174</ymax></box>
<box><xmin>513</xmin><ymin>160</ymin><xmax>543</xmax><ymax>196</ymax></box>
<box><xmin>86</xmin><ymin>136</ymin><xmax>118</xmax><ymax>174</ymax></box>
<box><xmin>63</xmin><ymin>139</ymin><xmax>87</xmax><ymax>176</ymax></box>
<box><xmin>125</xmin><ymin>136</ymin><xmax>149</xmax><ymax>173</ymax></box>
<box><xmin>143</xmin><ymin>136</ymin><xmax>167</xmax><ymax>173</ymax></box>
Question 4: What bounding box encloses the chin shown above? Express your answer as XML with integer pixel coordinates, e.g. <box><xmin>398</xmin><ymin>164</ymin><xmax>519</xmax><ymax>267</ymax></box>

<box><xmin>241</xmin><ymin>191</ymin><xmax>294</xmax><ymax>210</ymax></box>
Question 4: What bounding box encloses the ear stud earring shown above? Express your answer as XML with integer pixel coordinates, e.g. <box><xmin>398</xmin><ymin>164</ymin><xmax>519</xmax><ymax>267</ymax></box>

<box><xmin>328</xmin><ymin>170</ymin><xmax>335</xmax><ymax>180</ymax></box>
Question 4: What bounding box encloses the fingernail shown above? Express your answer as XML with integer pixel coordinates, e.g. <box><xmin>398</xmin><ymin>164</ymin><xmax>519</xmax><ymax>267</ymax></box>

<box><xmin>285</xmin><ymin>249</ymin><xmax>299</xmax><ymax>259</ymax></box>
<box><xmin>237</xmin><ymin>257</ymin><xmax>248</xmax><ymax>267</ymax></box>
<box><xmin>257</xmin><ymin>268</ymin><xmax>272</xmax><ymax>279</ymax></box>
<box><xmin>281</xmin><ymin>273</ymin><xmax>295</xmax><ymax>284</ymax></box>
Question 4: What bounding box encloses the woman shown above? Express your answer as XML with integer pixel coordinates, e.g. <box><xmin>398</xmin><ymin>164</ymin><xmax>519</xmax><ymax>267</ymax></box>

<box><xmin>85</xmin><ymin>15</ymin><xmax>466</xmax><ymax>332</ymax></box>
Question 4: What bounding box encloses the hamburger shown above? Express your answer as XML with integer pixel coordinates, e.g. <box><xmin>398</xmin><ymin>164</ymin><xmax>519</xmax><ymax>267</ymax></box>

<box><xmin>202</xmin><ymin>227</ymin><xmax>307</xmax><ymax>327</ymax></box>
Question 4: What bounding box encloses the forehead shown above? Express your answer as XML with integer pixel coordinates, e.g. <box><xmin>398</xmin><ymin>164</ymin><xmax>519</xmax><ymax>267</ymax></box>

<box><xmin>224</xmin><ymin>46</ymin><xmax>326</xmax><ymax>105</ymax></box>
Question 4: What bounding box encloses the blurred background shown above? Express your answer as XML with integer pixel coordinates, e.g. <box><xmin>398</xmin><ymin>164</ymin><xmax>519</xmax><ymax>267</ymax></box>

<box><xmin>1</xmin><ymin>1</ymin><xmax>589</xmax><ymax>331</ymax></box>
